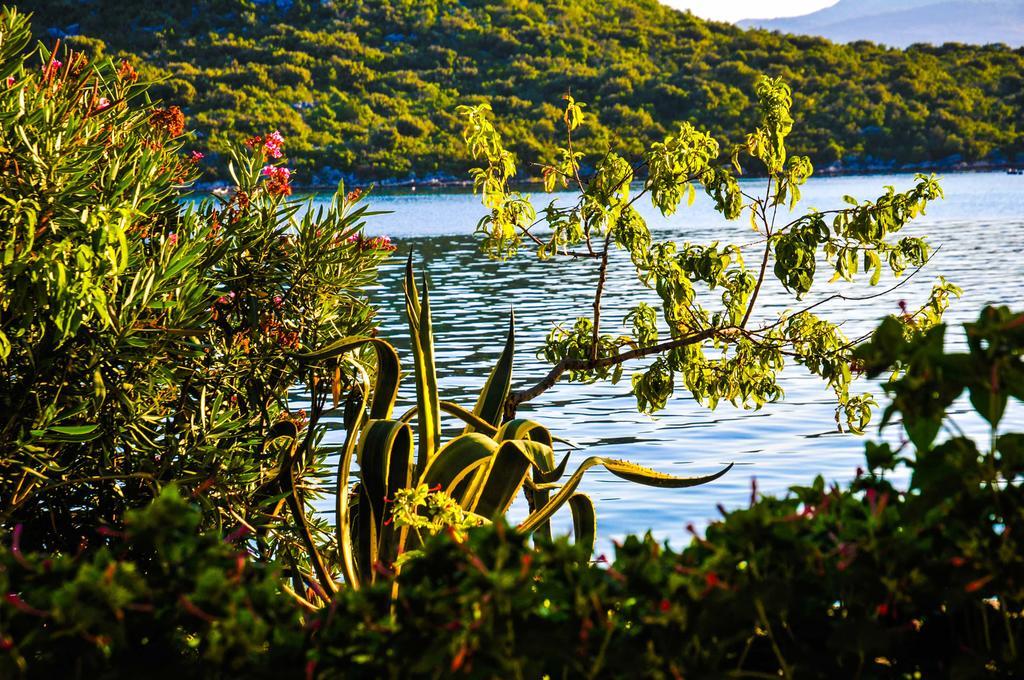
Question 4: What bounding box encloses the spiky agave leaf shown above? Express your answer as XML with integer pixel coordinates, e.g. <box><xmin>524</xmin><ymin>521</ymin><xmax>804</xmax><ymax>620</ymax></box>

<box><xmin>464</xmin><ymin>440</ymin><xmax>533</xmax><ymax>518</ymax></box>
<box><xmin>263</xmin><ymin>419</ymin><xmax>338</xmax><ymax>594</ymax></box>
<box><xmin>398</xmin><ymin>400</ymin><xmax>499</xmax><ymax>437</ymax></box>
<box><xmin>296</xmin><ymin>336</ymin><xmax>401</xmax><ymax>587</ymax></box>
<box><xmin>292</xmin><ymin>336</ymin><xmax>400</xmax><ymax>420</ymax></box>
<box><xmin>568</xmin><ymin>493</ymin><xmax>597</xmax><ymax>555</ymax></box>
<box><xmin>466</xmin><ymin>309</ymin><xmax>515</xmax><ymax>431</ymax></box>
<box><xmin>331</xmin><ymin>259</ymin><xmax>733</xmax><ymax>590</ymax></box>
<box><xmin>419</xmin><ymin>433</ymin><xmax>498</xmax><ymax>503</ymax></box>
<box><xmin>518</xmin><ymin>458</ymin><xmax>734</xmax><ymax>534</ymax></box>
<box><xmin>495</xmin><ymin>418</ymin><xmax>560</xmax><ymax>539</ymax></box>
<box><xmin>347</xmin><ymin>420</ymin><xmax>416</xmax><ymax>583</ymax></box>
<box><xmin>404</xmin><ymin>255</ymin><xmax>440</xmax><ymax>473</ymax></box>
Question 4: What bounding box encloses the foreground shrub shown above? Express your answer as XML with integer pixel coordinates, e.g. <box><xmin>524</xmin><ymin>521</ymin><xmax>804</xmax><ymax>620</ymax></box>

<box><xmin>0</xmin><ymin>488</ymin><xmax>307</xmax><ymax>676</ymax></box>
<box><xmin>4</xmin><ymin>307</ymin><xmax>1022</xmax><ymax>678</ymax></box>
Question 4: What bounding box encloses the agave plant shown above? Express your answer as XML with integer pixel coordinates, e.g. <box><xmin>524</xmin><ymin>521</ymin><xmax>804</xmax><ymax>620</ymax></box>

<box><xmin>293</xmin><ymin>257</ymin><xmax>731</xmax><ymax>591</ymax></box>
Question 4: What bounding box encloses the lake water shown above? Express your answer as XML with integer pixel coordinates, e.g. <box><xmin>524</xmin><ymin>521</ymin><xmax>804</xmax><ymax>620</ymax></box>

<box><xmin>314</xmin><ymin>171</ymin><xmax>1024</xmax><ymax>554</ymax></box>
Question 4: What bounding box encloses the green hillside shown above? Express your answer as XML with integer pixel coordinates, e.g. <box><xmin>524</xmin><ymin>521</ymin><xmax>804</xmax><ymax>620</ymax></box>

<box><xmin>23</xmin><ymin>0</ymin><xmax>1024</xmax><ymax>184</ymax></box>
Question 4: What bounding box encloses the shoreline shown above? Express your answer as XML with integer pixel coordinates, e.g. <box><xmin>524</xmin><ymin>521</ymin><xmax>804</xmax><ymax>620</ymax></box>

<box><xmin>194</xmin><ymin>159</ymin><xmax>1021</xmax><ymax>195</ymax></box>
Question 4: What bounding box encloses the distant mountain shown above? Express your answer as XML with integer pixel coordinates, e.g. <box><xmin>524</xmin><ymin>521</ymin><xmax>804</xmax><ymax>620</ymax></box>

<box><xmin>740</xmin><ymin>0</ymin><xmax>1024</xmax><ymax>47</ymax></box>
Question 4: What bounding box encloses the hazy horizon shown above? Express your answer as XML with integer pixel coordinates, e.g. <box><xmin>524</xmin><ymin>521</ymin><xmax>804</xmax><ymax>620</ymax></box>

<box><xmin>662</xmin><ymin>0</ymin><xmax>839</xmax><ymax>22</ymax></box>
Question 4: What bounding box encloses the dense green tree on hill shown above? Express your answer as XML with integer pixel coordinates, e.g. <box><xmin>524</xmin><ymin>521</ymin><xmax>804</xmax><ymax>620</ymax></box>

<box><xmin>19</xmin><ymin>0</ymin><xmax>1024</xmax><ymax>184</ymax></box>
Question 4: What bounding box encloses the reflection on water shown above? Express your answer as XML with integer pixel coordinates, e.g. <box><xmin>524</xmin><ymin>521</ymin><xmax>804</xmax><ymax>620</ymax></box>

<box><xmin>312</xmin><ymin>171</ymin><xmax>1024</xmax><ymax>553</ymax></box>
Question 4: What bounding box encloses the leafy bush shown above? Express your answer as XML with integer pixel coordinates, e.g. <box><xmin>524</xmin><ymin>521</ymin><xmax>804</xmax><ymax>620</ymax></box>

<box><xmin>0</xmin><ymin>7</ymin><xmax>391</xmax><ymax>565</ymax></box>
<box><xmin>1</xmin><ymin>488</ymin><xmax>307</xmax><ymax>677</ymax></box>
<box><xmin>4</xmin><ymin>306</ymin><xmax>1022</xmax><ymax>678</ymax></box>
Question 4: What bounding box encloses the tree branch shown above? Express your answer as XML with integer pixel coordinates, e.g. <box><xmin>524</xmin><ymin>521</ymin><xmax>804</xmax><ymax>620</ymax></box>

<box><xmin>742</xmin><ymin>238</ymin><xmax>772</xmax><ymax>329</ymax></box>
<box><xmin>505</xmin><ymin>326</ymin><xmax>725</xmax><ymax>416</ymax></box>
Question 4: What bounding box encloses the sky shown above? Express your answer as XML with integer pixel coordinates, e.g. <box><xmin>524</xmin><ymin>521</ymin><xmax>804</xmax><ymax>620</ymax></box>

<box><xmin>662</xmin><ymin>1</ymin><xmax>839</xmax><ymax>22</ymax></box>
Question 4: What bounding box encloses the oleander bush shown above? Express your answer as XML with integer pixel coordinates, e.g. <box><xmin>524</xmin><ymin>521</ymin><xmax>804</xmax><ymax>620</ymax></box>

<box><xmin>0</xmin><ymin>6</ymin><xmax>392</xmax><ymax>570</ymax></box>
<box><xmin>4</xmin><ymin>306</ymin><xmax>1022</xmax><ymax>678</ymax></box>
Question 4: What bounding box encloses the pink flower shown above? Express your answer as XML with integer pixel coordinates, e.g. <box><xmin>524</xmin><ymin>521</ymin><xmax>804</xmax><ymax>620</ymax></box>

<box><xmin>167</xmin><ymin>233</ymin><xmax>179</xmax><ymax>247</ymax></box>
<box><xmin>43</xmin><ymin>59</ymin><xmax>62</xmax><ymax>79</ymax></box>
<box><xmin>5</xmin><ymin>76</ymin><xmax>14</xmax><ymax>87</ymax></box>
<box><xmin>262</xmin><ymin>165</ymin><xmax>293</xmax><ymax>196</ymax></box>
<box><xmin>94</xmin><ymin>96</ymin><xmax>111</xmax><ymax>112</ymax></box>
<box><xmin>272</xmin><ymin>295</ymin><xmax>283</xmax><ymax>309</ymax></box>
<box><xmin>369</xmin><ymin>235</ymin><xmax>396</xmax><ymax>252</ymax></box>
<box><xmin>216</xmin><ymin>291</ymin><xmax>236</xmax><ymax>306</ymax></box>
<box><xmin>190</xmin><ymin>150</ymin><xmax>205</xmax><ymax>162</ymax></box>
<box><xmin>263</xmin><ymin>130</ymin><xmax>285</xmax><ymax>159</ymax></box>
<box><xmin>262</xmin><ymin>165</ymin><xmax>289</xmax><ymax>179</ymax></box>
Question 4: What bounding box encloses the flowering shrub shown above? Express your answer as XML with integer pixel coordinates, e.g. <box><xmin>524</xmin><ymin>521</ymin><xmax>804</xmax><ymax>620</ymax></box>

<box><xmin>0</xmin><ymin>6</ymin><xmax>393</xmax><ymax>582</ymax></box>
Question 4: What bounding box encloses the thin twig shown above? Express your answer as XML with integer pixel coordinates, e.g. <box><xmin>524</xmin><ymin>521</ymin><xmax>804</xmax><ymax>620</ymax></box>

<box><xmin>740</xmin><ymin>176</ymin><xmax>775</xmax><ymax>328</ymax></box>
<box><xmin>590</xmin><ymin>234</ymin><xmax>613</xmax><ymax>361</ymax></box>
<box><xmin>754</xmin><ymin>249</ymin><xmax>937</xmax><ymax>335</ymax></box>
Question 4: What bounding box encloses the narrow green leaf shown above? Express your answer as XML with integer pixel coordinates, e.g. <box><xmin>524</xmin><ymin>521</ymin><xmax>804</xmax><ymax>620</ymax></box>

<box><xmin>404</xmin><ymin>259</ymin><xmax>441</xmax><ymax>472</ymax></box>
<box><xmin>31</xmin><ymin>423</ymin><xmax>102</xmax><ymax>443</ymax></box>
<box><xmin>468</xmin><ymin>440</ymin><xmax>532</xmax><ymax>518</ymax></box>
<box><xmin>467</xmin><ymin>310</ymin><xmax>515</xmax><ymax>431</ymax></box>
<box><xmin>518</xmin><ymin>457</ymin><xmax>732</xmax><ymax>533</ymax></box>
<box><xmin>568</xmin><ymin>493</ymin><xmax>597</xmax><ymax>557</ymax></box>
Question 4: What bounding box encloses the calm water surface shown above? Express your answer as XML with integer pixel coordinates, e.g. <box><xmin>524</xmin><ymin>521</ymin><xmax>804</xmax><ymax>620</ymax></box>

<box><xmin>314</xmin><ymin>172</ymin><xmax>1024</xmax><ymax>553</ymax></box>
